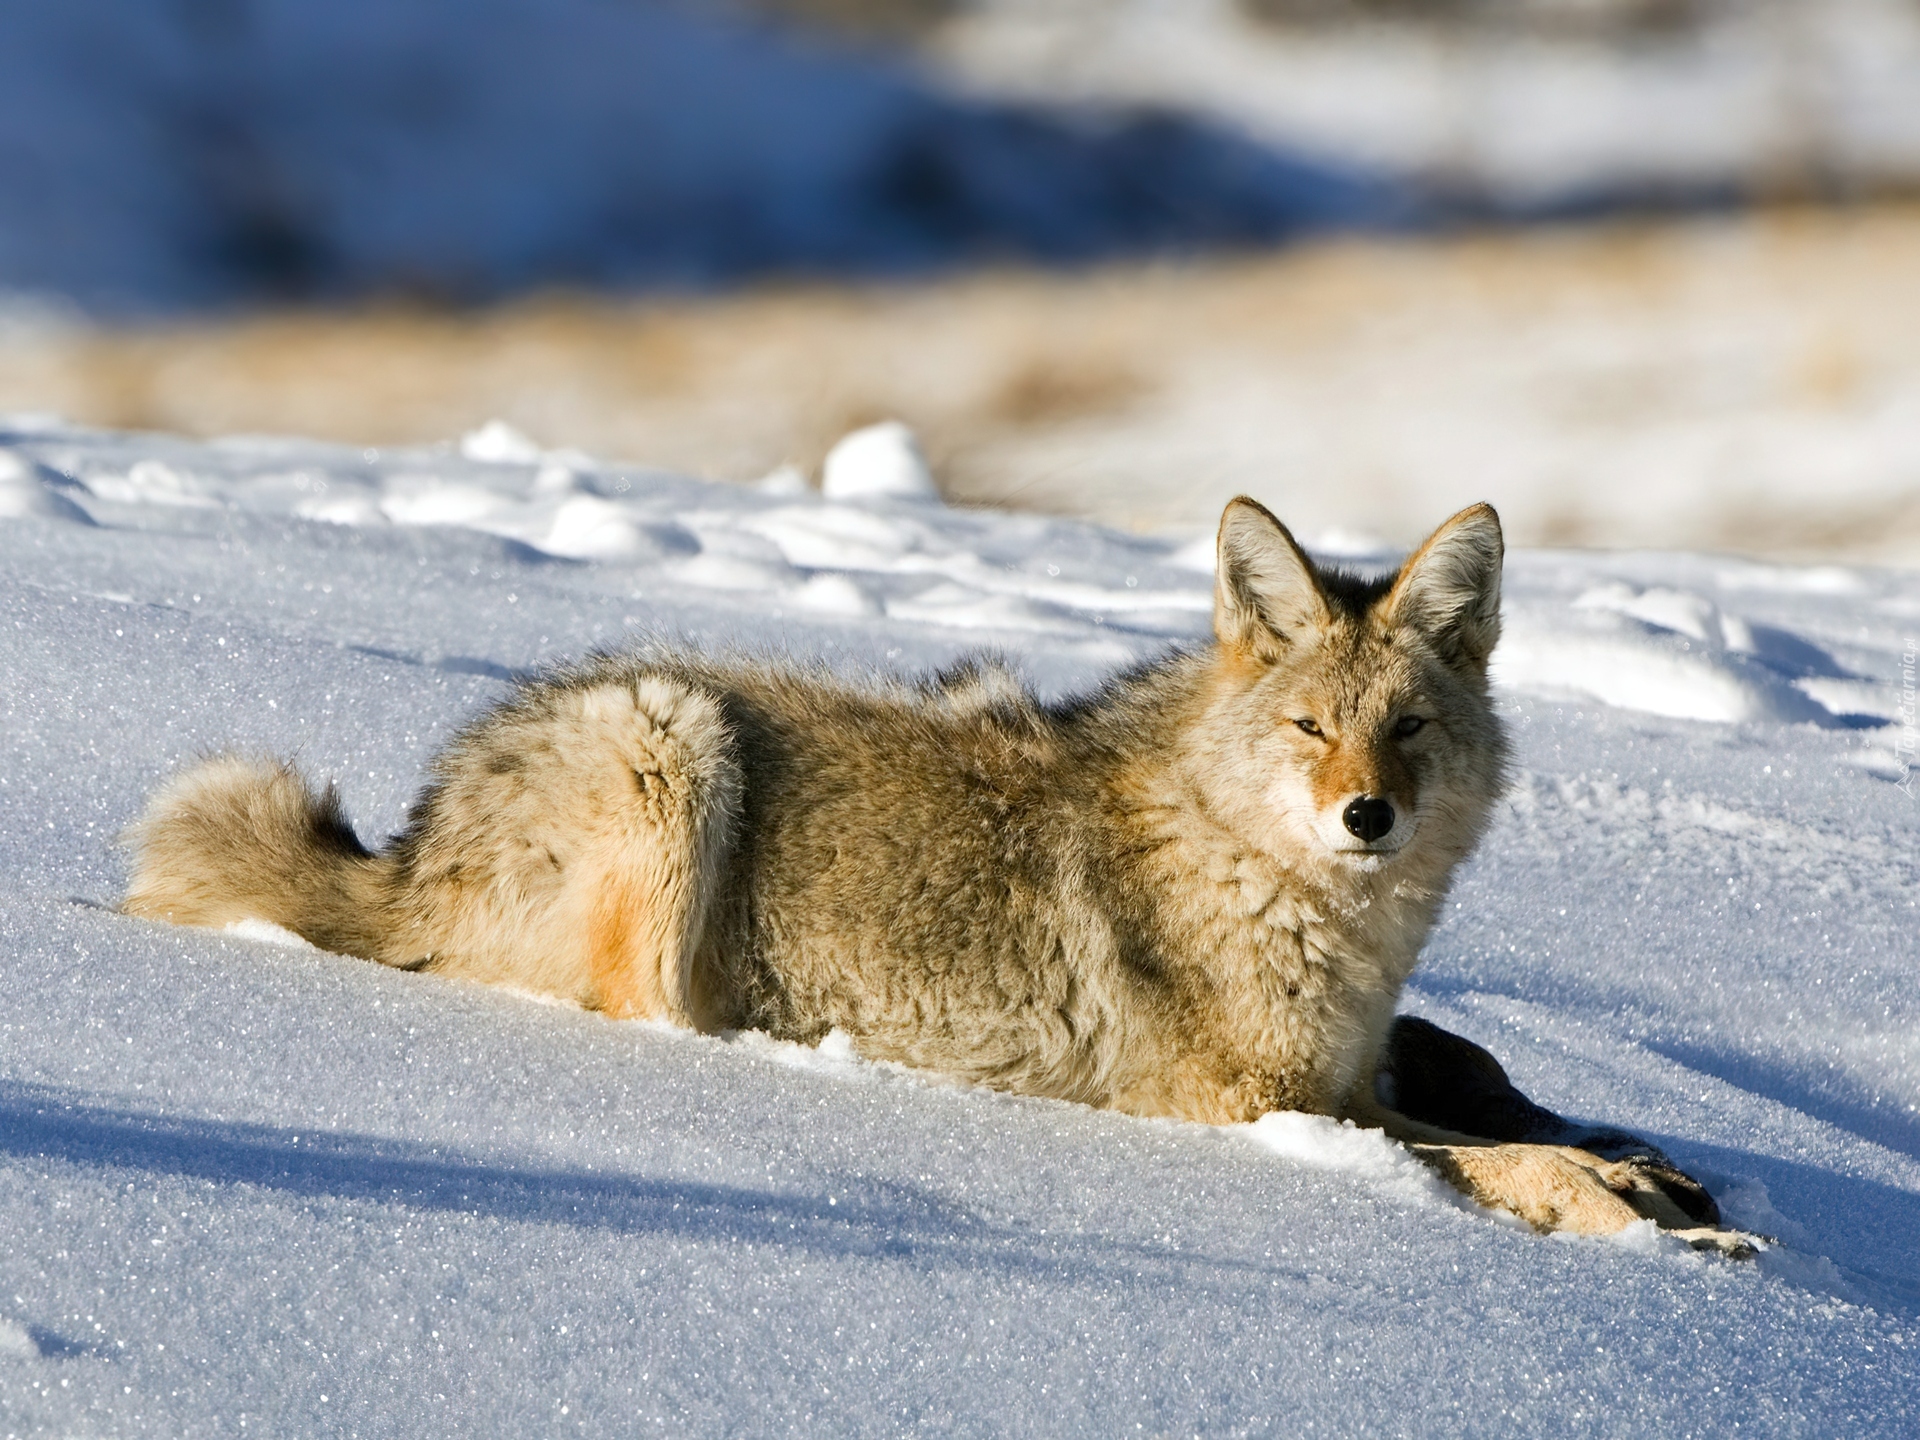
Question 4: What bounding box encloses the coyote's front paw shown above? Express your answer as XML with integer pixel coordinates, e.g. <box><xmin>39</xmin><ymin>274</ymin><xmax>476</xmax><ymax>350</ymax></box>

<box><xmin>1412</xmin><ymin>1142</ymin><xmax>1761</xmax><ymax>1255</ymax></box>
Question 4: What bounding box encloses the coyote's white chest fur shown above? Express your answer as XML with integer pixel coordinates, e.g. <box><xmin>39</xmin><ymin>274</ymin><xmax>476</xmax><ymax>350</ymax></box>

<box><xmin>1115</xmin><ymin>766</ymin><xmax>1461</xmax><ymax>1119</ymax></box>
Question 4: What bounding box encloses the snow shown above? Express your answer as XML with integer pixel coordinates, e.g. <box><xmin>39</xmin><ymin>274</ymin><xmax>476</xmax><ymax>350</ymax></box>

<box><xmin>0</xmin><ymin>417</ymin><xmax>1917</xmax><ymax>1434</ymax></box>
<box><xmin>935</xmin><ymin>0</ymin><xmax>1920</xmax><ymax>206</ymax></box>
<box><xmin>11</xmin><ymin>0</ymin><xmax>1920</xmax><ymax>322</ymax></box>
<box><xmin>820</xmin><ymin>421</ymin><xmax>941</xmax><ymax>503</ymax></box>
<box><xmin>0</xmin><ymin>0</ymin><xmax>1394</xmax><ymax>314</ymax></box>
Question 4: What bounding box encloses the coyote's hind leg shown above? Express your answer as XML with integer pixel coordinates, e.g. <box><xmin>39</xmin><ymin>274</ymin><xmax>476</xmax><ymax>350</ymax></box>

<box><xmin>396</xmin><ymin>673</ymin><xmax>742</xmax><ymax>1028</ymax></box>
<box><xmin>581</xmin><ymin>677</ymin><xmax>744</xmax><ymax>1028</ymax></box>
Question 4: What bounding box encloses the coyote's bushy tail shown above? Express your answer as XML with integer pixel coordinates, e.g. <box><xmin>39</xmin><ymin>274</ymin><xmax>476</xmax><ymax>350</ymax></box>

<box><xmin>121</xmin><ymin>756</ymin><xmax>396</xmax><ymax>961</ymax></box>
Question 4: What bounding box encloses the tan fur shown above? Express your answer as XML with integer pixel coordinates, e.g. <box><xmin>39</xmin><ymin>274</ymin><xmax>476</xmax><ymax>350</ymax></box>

<box><xmin>122</xmin><ymin>756</ymin><xmax>394</xmax><ymax>957</ymax></box>
<box><xmin>121</xmin><ymin>499</ymin><xmax>1759</xmax><ymax>1252</ymax></box>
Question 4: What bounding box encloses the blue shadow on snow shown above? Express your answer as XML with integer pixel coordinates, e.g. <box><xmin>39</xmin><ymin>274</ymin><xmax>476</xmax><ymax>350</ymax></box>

<box><xmin>0</xmin><ymin>1078</ymin><xmax>1305</xmax><ymax>1294</ymax></box>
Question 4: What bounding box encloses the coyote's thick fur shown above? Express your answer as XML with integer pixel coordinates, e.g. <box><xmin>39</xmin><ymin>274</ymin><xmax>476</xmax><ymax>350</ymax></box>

<box><xmin>124</xmin><ymin>499</ymin><xmax>1753</xmax><ymax>1252</ymax></box>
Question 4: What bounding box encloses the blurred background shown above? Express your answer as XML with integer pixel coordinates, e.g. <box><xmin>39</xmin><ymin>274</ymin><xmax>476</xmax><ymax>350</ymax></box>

<box><xmin>2</xmin><ymin>0</ymin><xmax>1918</xmax><ymax>560</ymax></box>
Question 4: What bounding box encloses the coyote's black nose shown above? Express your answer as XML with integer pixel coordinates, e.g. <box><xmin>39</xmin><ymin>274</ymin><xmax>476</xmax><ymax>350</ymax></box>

<box><xmin>1342</xmin><ymin>797</ymin><xmax>1396</xmax><ymax>843</ymax></box>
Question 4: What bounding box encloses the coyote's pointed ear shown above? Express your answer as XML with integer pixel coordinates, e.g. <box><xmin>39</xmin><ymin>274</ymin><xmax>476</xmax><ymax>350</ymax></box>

<box><xmin>1385</xmin><ymin>503</ymin><xmax>1503</xmax><ymax>670</ymax></box>
<box><xmin>1213</xmin><ymin>498</ymin><xmax>1330</xmax><ymax>662</ymax></box>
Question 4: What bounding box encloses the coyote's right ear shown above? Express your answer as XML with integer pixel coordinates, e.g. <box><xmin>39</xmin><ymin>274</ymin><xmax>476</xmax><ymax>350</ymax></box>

<box><xmin>1386</xmin><ymin>502</ymin><xmax>1504</xmax><ymax>671</ymax></box>
<box><xmin>1213</xmin><ymin>498</ymin><xmax>1329</xmax><ymax>662</ymax></box>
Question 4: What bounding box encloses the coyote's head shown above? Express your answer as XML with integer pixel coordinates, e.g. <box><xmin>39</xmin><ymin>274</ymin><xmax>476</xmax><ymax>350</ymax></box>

<box><xmin>1190</xmin><ymin>499</ymin><xmax>1509</xmax><ymax>874</ymax></box>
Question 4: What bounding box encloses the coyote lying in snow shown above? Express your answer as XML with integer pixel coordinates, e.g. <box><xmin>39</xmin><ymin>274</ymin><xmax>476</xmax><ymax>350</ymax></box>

<box><xmin>124</xmin><ymin>498</ymin><xmax>1754</xmax><ymax>1252</ymax></box>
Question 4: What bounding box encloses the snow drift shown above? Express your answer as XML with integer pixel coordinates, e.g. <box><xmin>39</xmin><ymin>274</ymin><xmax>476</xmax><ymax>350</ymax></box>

<box><xmin>0</xmin><ymin>416</ymin><xmax>1915</xmax><ymax>1434</ymax></box>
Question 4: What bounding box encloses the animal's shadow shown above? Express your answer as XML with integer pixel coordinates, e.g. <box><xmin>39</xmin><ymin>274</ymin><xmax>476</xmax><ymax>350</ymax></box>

<box><xmin>6</xmin><ymin>1071</ymin><xmax>1918</xmax><ymax>1313</ymax></box>
<box><xmin>1649</xmin><ymin>1132</ymin><xmax>1920</xmax><ymax>1311</ymax></box>
<box><xmin>0</xmin><ymin>1079</ymin><xmax>1295</xmax><ymax>1295</ymax></box>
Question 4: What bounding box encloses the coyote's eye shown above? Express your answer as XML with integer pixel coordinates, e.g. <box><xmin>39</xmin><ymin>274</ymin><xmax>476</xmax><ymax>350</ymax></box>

<box><xmin>1394</xmin><ymin>715</ymin><xmax>1426</xmax><ymax>738</ymax></box>
<box><xmin>1294</xmin><ymin>718</ymin><xmax>1323</xmax><ymax>737</ymax></box>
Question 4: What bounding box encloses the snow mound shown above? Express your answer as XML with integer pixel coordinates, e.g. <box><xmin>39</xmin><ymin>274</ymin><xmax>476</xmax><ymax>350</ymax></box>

<box><xmin>820</xmin><ymin>420</ymin><xmax>940</xmax><ymax>503</ymax></box>
<box><xmin>222</xmin><ymin>917</ymin><xmax>316</xmax><ymax>950</ymax></box>
<box><xmin>0</xmin><ymin>1317</ymin><xmax>38</xmax><ymax>1360</ymax></box>
<box><xmin>1244</xmin><ymin>1110</ymin><xmax>1469</xmax><ymax>1214</ymax></box>
<box><xmin>0</xmin><ymin>451</ymin><xmax>94</xmax><ymax>524</ymax></box>
<box><xmin>1495</xmin><ymin>581</ymin><xmax>1847</xmax><ymax>725</ymax></box>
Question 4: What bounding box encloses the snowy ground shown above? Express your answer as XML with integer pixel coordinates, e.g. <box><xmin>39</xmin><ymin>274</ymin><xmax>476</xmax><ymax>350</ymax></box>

<box><xmin>0</xmin><ymin>418</ymin><xmax>1917</xmax><ymax>1435</ymax></box>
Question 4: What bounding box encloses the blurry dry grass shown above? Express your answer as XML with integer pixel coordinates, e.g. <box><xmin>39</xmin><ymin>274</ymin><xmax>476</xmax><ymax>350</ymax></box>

<box><xmin>6</xmin><ymin>204</ymin><xmax>1920</xmax><ymax>560</ymax></box>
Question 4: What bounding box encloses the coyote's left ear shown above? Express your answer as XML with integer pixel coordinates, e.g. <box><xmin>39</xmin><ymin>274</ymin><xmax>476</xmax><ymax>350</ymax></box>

<box><xmin>1385</xmin><ymin>503</ymin><xmax>1503</xmax><ymax>670</ymax></box>
<box><xmin>1213</xmin><ymin>497</ymin><xmax>1330</xmax><ymax>663</ymax></box>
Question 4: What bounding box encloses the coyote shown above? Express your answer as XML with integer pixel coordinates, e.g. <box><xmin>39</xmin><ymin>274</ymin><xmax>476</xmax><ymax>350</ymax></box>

<box><xmin>124</xmin><ymin>498</ymin><xmax>1752</xmax><ymax>1252</ymax></box>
